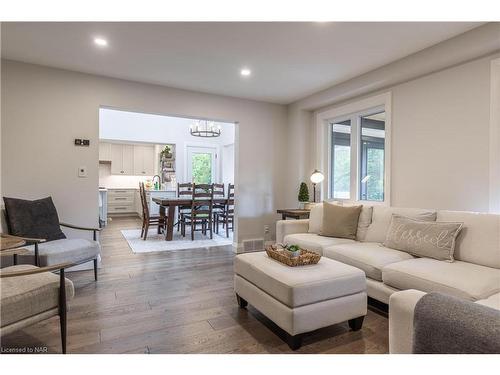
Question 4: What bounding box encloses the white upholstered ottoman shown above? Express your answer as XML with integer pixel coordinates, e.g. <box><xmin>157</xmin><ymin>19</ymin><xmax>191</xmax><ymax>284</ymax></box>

<box><xmin>234</xmin><ymin>251</ymin><xmax>367</xmax><ymax>350</ymax></box>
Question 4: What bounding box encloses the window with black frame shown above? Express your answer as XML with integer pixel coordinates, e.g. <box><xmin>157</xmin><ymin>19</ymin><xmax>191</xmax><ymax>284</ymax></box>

<box><xmin>359</xmin><ymin>112</ymin><xmax>385</xmax><ymax>201</ymax></box>
<box><xmin>330</xmin><ymin>119</ymin><xmax>351</xmax><ymax>199</ymax></box>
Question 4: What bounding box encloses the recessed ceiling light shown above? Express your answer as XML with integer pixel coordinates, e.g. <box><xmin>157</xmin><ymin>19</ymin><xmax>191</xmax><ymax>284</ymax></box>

<box><xmin>240</xmin><ymin>68</ymin><xmax>251</xmax><ymax>77</ymax></box>
<box><xmin>94</xmin><ymin>37</ymin><xmax>108</xmax><ymax>47</ymax></box>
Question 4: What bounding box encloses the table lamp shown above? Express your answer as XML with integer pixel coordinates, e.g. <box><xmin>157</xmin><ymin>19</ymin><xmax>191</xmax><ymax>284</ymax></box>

<box><xmin>310</xmin><ymin>169</ymin><xmax>324</xmax><ymax>203</ymax></box>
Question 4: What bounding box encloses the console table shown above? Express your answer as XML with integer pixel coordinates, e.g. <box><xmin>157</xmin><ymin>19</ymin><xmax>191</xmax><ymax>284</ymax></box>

<box><xmin>277</xmin><ymin>209</ymin><xmax>311</xmax><ymax>220</ymax></box>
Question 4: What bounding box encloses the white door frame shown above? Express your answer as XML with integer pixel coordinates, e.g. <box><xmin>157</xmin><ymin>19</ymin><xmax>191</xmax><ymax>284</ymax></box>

<box><xmin>185</xmin><ymin>144</ymin><xmax>219</xmax><ymax>183</ymax></box>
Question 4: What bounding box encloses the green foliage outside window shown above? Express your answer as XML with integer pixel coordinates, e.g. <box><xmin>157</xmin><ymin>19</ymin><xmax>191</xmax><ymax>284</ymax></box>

<box><xmin>364</xmin><ymin>148</ymin><xmax>384</xmax><ymax>201</ymax></box>
<box><xmin>192</xmin><ymin>153</ymin><xmax>212</xmax><ymax>184</ymax></box>
<box><xmin>333</xmin><ymin>145</ymin><xmax>350</xmax><ymax>198</ymax></box>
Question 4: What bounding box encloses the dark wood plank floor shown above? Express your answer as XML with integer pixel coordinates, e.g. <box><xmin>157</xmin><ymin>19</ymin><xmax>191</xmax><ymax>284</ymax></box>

<box><xmin>1</xmin><ymin>217</ymin><xmax>388</xmax><ymax>354</ymax></box>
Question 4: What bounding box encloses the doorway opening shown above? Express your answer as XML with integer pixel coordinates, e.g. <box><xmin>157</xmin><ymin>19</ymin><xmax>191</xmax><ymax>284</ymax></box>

<box><xmin>98</xmin><ymin>107</ymin><xmax>236</xmax><ymax>252</ymax></box>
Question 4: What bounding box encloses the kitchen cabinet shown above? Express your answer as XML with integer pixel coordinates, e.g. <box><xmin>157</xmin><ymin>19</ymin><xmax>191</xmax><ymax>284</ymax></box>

<box><xmin>133</xmin><ymin>145</ymin><xmax>155</xmax><ymax>176</ymax></box>
<box><xmin>107</xmin><ymin>189</ymin><xmax>136</xmax><ymax>214</ymax></box>
<box><xmin>99</xmin><ymin>142</ymin><xmax>112</xmax><ymax>162</ymax></box>
<box><xmin>110</xmin><ymin>144</ymin><xmax>134</xmax><ymax>175</ymax></box>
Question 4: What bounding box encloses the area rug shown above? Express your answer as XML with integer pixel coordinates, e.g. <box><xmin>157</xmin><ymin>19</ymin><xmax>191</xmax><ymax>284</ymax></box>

<box><xmin>121</xmin><ymin>228</ymin><xmax>233</xmax><ymax>253</ymax></box>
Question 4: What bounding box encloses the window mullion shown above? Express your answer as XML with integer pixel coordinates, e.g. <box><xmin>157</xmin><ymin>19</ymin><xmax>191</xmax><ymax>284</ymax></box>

<box><xmin>349</xmin><ymin>115</ymin><xmax>359</xmax><ymax>202</ymax></box>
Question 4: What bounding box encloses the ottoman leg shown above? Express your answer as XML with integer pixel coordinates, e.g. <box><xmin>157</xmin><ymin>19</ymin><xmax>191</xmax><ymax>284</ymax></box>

<box><xmin>286</xmin><ymin>333</ymin><xmax>302</xmax><ymax>351</ymax></box>
<box><xmin>348</xmin><ymin>316</ymin><xmax>365</xmax><ymax>331</ymax></box>
<box><xmin>236</xmin><ymin>294</ymin><xmax>248</xmax><ymax>309</ymax></box>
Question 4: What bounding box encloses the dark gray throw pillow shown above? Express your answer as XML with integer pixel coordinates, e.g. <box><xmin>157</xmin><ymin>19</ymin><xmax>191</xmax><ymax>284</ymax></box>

<box><xmin>3</xmin><ymin>196</ymin><xmax>66</xmax><ymax>241</ymax></box>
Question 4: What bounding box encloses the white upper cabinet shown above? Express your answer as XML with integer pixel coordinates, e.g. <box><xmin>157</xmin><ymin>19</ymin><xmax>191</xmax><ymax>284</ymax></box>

<box><xmin>122</xmin><ymin>145</ymin><xmax>135</xmax><ymax>174</ymax></box>
<box><xmin>110</xmin><ymin>144</ymin><xmax>134</xmax><ymax>175</ymax></box>
<box><xmin>99</xmin><ymin>142</ymin><xmax>112</xmax><ymax>161</ymax></box>
<box><xmin>133</xmin><ymin>145</ymin><xmax>155</xmax><ymax>176</ymax></box>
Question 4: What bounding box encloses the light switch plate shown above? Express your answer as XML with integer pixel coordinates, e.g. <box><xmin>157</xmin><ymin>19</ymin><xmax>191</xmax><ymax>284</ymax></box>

<box><xmin>78</xmin><ymin>166</ymin><xmax>88</xmax><ymax>177</ymax></box>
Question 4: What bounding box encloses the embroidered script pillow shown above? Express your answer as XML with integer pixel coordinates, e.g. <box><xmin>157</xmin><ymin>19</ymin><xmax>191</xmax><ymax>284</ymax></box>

<box><xmin>383</xmin><ymin>214</ymin><xmax>463</xmax><ymax>262</ymax></box>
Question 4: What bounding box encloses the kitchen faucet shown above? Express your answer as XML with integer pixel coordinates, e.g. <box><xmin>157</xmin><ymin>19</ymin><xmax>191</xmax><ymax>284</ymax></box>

<box><xmin>152</xmin><ymin>175</ymin><xmax>161</xmax><ymax>190</ymax></box>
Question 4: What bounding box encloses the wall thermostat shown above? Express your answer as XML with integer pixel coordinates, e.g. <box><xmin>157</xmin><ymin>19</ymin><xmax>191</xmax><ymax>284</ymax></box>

<box><xmin>78</xmin><ymin>166</ymin><xmax>88</xmax><ymax>178</ymax></box>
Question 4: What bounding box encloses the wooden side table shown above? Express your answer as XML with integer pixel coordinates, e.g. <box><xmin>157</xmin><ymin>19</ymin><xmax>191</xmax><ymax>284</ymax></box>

<box><xmin>1</xmin><ymin>235</ymin><xmax>29</xmax><ymax>265</ymax></box>
<box><xmin>1</xmin><ymin>235</ymin><xmax>27</xmax><ymax>251</ymax></box>
<box><xmin>277</xmin><ymin>209</ymin><xmax>311</xmax><ymax>220</ymax></box>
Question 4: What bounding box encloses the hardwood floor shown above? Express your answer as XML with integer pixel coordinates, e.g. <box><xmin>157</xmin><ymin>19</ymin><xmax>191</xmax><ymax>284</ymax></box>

<box><xmin>1</xmin><ymin>217</ymin><xmax>389</xmax><ymax>354</ymax></box>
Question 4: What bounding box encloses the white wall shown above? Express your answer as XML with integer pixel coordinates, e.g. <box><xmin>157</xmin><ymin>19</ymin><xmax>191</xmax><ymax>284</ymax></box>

<box><xmin>284</xmin><ymin>24</ymin><xmax>500</xmax><ymax>212</ymax></box>
<box><xmin>287</xmin><ymin>53</ymin><xmax>499</xmax><ymax>212</ymax></box>
<box><xmin>1</xmin><ymin>60</ymin><xmax>287</xmax><ymax>247</ymax></box>
<box><xmin>99</xmin><ymin>108</ymin><xmax>235</xmax><ymax>187</ymax></box>
<box><xmin>490</xmin><ymin>58</ymin><xmax>500</xmax><ymax>213</ymax></box>
<box><xmin>222</xmin><ymin>143</ymin><xmax>235</xmax><ymax>185</ymax></box>
<box><xmin>389</xmin><ymin>57</ymin><xmax>492</xmax><ymax>211</ymax></box>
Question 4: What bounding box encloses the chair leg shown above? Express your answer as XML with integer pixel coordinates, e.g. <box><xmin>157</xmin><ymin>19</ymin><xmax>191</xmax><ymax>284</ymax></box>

<box><xmin>209</xmin><ymin>216</ymin><xmax>213</xmax><ymax>239</ymax></box>
<box><xmin>59</xmin><ymin>269</ymin><xmax>67</xmax><ymax>354</ymax></box>
<box><xmin>93</xmin><ymin>258</ymin><xmax>98</xmax><ymax>281</ymax></box>
<box><xmin>144</xmin><ymin>223</ymin><xmax>149</xmax><ymax>240</ymax></box>
<box><xmin>191</xmin><ymin>220</ymin><xmax>195</xmax><ymax>241</ymax></box>
<box><xmin>226</xmin><ymin>216</ymin><xmax>229</xmax><ymax>238</ymax></box>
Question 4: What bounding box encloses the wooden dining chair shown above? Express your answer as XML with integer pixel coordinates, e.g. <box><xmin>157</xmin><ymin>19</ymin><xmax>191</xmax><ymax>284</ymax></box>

<box><xmin>212</xmin><ymin>183</ymin><xmax>225</xmax><ymax>232</ymax></box>
<box><xmin>139</xmin><ymin>182</ymin><xmax>165</xmax><ymax>240</ymax></box>
<box><xmin>176</xmin><ymin>183</ymin><xmax>193</xmax><ymax>231</ymax></box>
<box><xmin>216</xmin><ymin>183</ymin><xmax>234</xmax><ymax>238</ymax></box>
<box><xmin>181</xmin><ymin>184</ymin><xmax>213</xmax><ymax>240</ymax></box>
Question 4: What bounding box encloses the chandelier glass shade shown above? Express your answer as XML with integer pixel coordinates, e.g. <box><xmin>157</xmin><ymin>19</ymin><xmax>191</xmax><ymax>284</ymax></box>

<box><xmin>189</xmin><ymin>120</ymin><xmax>221</xmax><ymax>137</ymax></box>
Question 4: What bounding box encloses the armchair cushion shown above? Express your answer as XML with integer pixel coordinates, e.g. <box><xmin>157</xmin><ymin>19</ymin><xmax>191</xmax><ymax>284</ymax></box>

<box><xmin>3</xmin><ymin>196</ymin><xmax>66</xmax><ymax>241</ymax></box>
<box><xmin>22</xmin><ymin>238</ymin><xmax>101</xmax><ymax>266</ymax></box>
<box><xmin>0</xmin><ymin>264</ymin><xmax>74</xmax><ymax>328</ymax></box>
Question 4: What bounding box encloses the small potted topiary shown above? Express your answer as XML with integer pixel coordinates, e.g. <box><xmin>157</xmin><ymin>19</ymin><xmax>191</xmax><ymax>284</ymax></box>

<box><xmin>298</xmin><ymin>182</ymin><xmax>310</xmax><ymax>209</ymax></box>
<box><xmin>160</xmin><ymin>145</ymin><xmax>173</xmax><ymax>160</ymax></box>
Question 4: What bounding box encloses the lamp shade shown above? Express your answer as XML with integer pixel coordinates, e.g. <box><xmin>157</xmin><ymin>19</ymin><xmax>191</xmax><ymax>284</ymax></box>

<box><xmin>310</xmin><ymin>169</ymin><xmax>324</xmax><ymax>184</ymax></box>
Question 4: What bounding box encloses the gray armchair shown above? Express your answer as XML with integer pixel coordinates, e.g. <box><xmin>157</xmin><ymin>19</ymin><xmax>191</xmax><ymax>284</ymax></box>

<box><xmin>2</xmin><ymin>196</ymin><xmax>101</xmax><ymax>281</ymax></box>
<box><xmin>0</xmin><ymin>262</ymin><xmax>75</xmax><ymax>353</ymax></box>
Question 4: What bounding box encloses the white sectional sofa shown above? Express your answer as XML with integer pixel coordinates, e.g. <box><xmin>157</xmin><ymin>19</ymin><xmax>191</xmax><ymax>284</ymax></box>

<box><xmin>276</xmin><ymin>204</ymin><xmax>500</xmax><ymax>305</ymax></box>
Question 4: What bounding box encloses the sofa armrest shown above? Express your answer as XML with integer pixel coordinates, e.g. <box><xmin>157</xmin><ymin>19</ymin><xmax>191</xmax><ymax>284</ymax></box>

<box><xmin>276</xmin><ymin>219</ymin><xmax>309</xmax><ymax>244</ymax></box>
<box><xmin>388</xmin><ymin>289</ymin><xmax>426</xmax><ymax>354</ymax></box>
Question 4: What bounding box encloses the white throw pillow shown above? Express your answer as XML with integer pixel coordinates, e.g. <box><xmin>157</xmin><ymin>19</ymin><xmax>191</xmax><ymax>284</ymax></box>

<box><xmin>308</xmin><ymin>203</ymin><xmax>323</xmax><ymax>234</ymax></box>
<box><xmin>308</xmin><ymin>201</ymin><xmax>341</xmax><ymax>234</ymax></box>
<box><xmin>344</xmin><ymin>203</ymin><xmax>373</xmax><ymax>241</ymax></box>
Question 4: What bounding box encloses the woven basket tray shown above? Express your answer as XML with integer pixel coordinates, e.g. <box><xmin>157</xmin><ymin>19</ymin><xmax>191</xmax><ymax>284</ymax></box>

<box><xmin>265</xmin><ymin>244</ymin><xmax>321</xmax><ymax>267</ymax></box>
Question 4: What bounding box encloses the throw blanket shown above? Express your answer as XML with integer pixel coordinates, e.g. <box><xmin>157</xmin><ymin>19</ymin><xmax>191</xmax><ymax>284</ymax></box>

<box><xmin>413</xmin><ymin>292</ymin><xmax>500</xmax><ymax>354</ymax></box>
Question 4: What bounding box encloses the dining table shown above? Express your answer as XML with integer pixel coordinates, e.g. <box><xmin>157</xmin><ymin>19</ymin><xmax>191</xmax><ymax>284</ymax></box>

<box><xmin>152</xmin><ymin>197</ymin><xmax>234</xmax><ymax>241</ymax></box>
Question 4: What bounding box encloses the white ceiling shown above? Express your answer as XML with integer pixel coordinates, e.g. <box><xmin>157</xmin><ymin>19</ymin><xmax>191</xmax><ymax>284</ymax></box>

<box><xmin>1</xmin><ymin>22</ymin><xmax>483</xmax><ymax>104</ymax></box>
